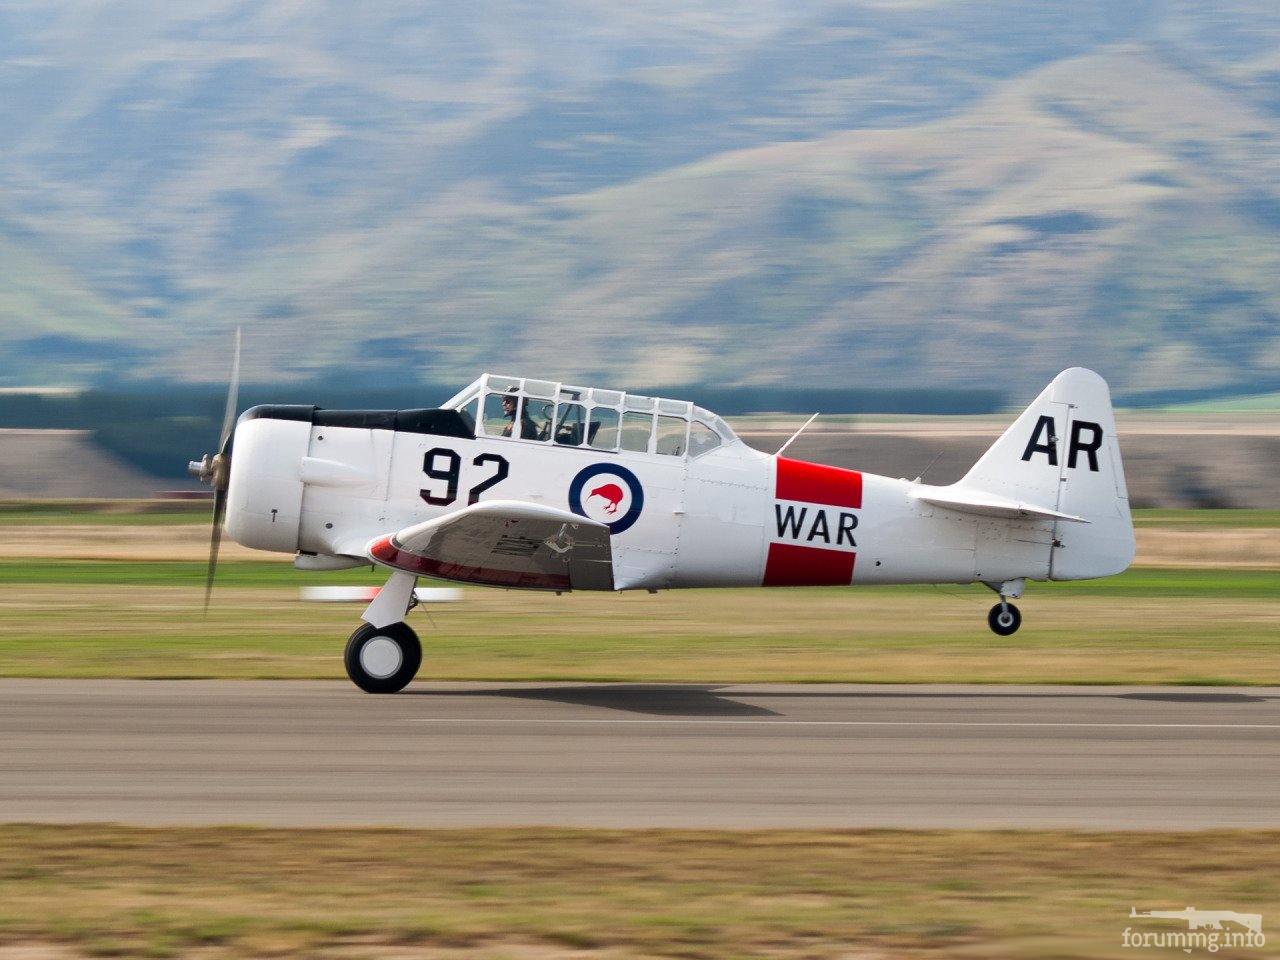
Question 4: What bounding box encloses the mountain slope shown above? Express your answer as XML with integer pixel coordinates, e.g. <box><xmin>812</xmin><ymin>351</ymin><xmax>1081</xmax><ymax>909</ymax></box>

<box><xmin>0</xmin><ymin>1</ymin><xmax>1277</xmax><ymax>394</ymax></box>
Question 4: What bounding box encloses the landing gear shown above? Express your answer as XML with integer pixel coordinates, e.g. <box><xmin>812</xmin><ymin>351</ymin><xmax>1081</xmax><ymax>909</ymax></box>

<box><xmin>345</xmin><ymin>570</ymin><xmax>421</xmax><ymax>693</ymax></box>
<box><xmin>987</xmin><ymin>602</ymin><xmax>1022</xmax><ymax>636</ymax></box>
<box><xmin>983</xmin><ymin>578</ymin><xmax>1025</xmax><ymax>636</ymax></box>
<box><xmin>344</xmin><ymin>621</ymin><xmax>422</xmax><ymax>693</ymax></box>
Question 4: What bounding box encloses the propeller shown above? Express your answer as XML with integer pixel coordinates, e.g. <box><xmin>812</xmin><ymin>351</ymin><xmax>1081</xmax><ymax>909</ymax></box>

<box><xmin>188</xmin><ymin>327</ymin><xmax>241</xmax><ymax>613</ymax></box>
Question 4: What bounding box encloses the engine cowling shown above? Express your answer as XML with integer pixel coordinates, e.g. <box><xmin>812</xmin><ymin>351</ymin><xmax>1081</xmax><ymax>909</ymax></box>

<box><xmin>223</xmin><ymin>409</ymin><xmax>310</xmax><ymax>554</ymax></box>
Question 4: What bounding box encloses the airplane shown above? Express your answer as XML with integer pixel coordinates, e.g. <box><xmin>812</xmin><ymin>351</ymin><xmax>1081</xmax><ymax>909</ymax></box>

<box><xmin>190</xmin><ymin>347</ymin><xmax>1135</xmax><ymax>694</ymax></box>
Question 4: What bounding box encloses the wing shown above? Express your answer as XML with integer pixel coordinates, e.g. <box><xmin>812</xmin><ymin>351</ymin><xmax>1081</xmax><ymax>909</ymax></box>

<box><xmin>364</xmin><ymin>500</ymin><xmax>614</xmax><ymax>591</ymax></box>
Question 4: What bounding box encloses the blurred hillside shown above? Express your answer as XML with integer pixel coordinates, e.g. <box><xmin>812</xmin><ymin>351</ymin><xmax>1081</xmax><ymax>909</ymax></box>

<box><xmin>1</xmin><ymin>0</ymin><xmax>1279</xmax><ymax>394</ymax></box>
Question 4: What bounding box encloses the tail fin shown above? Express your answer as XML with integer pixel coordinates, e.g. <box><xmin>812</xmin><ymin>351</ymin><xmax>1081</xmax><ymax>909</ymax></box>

<box><xmin>960</xmin><ymin>367</ymin><xmax>1134</xmax><ymax>580</ymax></box>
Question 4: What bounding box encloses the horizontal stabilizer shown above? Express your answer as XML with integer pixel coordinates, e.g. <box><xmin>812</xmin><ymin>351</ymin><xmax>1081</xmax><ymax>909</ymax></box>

<box><xmin>911</xmin><ymin>487</ymin><xmax>1089</xmax><ymax>524</ymax></box>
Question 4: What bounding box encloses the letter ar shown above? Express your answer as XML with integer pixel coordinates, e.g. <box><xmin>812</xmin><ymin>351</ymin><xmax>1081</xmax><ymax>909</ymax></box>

<box><xmin>1021</xmin><ymin>414</ymin><xmax>1058</xmax><ymax>466</ymax></box>
<box><xmin>1068</xmin><ymin>420</ymin><xmax>1103</xmax><ymax>471</ymax></box>
<box><xmin>806</xmin><ymin>510</ymin><xmax>831</xmax><ymax>544</ymax></box>
<box><xmin>775</xmin><ymin>504</ymin><xmax>807</xmax><ymax>539</ymax></box>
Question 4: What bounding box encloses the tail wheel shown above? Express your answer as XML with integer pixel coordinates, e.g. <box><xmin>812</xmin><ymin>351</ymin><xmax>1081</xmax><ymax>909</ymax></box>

<box><xmin>344</xmin><ymin>622</ymin><xmax>422</xmax><ymax>694</ymax></box>
<box><xmin>987</xmin><ymin>602</ymin><xmax>1022</xmax><ymax>636</ymax></box>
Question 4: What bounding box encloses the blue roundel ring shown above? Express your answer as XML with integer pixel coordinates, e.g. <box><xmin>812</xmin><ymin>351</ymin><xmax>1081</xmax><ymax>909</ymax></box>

<box><xmin>568</xmin><ymin>464</ymin><xmax>645</xmax><ymax>535</ymax></box>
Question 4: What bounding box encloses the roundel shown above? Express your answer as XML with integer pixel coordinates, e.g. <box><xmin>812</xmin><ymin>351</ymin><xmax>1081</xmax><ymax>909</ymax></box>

<box><xmin>568</xmin><ymin>463</ymin><xmax>645</xmax><ymax>534</ymax></box>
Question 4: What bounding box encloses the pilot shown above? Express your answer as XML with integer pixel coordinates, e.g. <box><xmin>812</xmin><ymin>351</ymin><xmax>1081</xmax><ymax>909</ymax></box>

<box><xmin>500</xmin><ymin>390</ymin><xmax>542</xmax><ymax>440</ymax></box>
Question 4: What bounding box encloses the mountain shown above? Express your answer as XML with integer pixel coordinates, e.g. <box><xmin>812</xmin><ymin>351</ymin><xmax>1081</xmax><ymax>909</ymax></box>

<box><xmin>0</xmin><ymin>0</ymin><xmax>1278</xmax><ymax>396</ymax></box>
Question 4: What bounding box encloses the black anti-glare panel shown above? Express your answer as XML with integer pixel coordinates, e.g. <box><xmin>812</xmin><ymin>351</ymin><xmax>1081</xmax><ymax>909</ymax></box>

<box><xmin>238</xmin><ymin>405</ymin><xmax>473</xmax><ymax>438</ymax></box>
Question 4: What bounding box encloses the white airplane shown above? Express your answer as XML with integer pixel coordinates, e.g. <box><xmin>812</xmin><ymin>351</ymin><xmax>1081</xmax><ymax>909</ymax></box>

<box><xmin>191</xmin><ymin>353</ymin><xmax>1134</xmax><ymax>693</ymax></box>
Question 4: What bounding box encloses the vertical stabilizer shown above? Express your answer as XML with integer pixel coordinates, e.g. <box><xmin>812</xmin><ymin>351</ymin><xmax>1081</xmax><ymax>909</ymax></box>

<box><xmin>958</xmin><ymin>368</ymin><xmax>1134</xmax><ymax>580</ymax></box>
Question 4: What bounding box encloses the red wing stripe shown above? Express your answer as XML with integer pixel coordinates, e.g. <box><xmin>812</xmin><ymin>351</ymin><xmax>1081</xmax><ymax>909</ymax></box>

<box><xmin>776</xmin><ymin>457</ymin><xmax>863</xmax><ymax>509</ymax></box>
<box><xmin>370</xmin><ymin>537</ymin><xmax>570</xmax><ymax>591</ymax></box>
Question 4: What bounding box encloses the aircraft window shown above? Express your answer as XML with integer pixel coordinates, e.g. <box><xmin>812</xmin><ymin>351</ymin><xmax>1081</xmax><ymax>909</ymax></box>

<box><xmin>482</xmin><ymin>392</ymin><xmax>521</xmax><ymax>436</ymax></box>
<box><xmin>555</xmin><ymin>402</ymin><xmax>585</xmax><ymax>446</ymax></box>
<box><xmin>591</xmin><ymin>388</ymin><xmax>622</xmax><ymax>406</ymax></box>
<box><xmin>655</xmin><ymin>415</ymin><xmax>687</xmax><ymax>456</ymax></box>
<box><xmin>525</xmin><ymin>379</ymin><xmax>557</xmax><ymax>399</ymax></box>
<box><xmin>459</xmin><ymin>396</ymin><xmax>480</xmax><ymax>434</ymax></box>
<box><xmin>689</xmin><ymin>420</ymin><xmax>721</xmax><ymax>457</ymax></box>
<box><xmin>588</xmin><ymin>407</ymin><xmax>619</xmax><ymax>449</ymax></box>
<box><xmin>709</xmin><ymin>414</ymin><xmax>735</xmax><ymax>440</ymax></box>
<box><xmin>625</xmin><ymin>395</ymin><xmax>654</xmax><ymax>412</ymax></box>
<box><xmin>659</xmin><ymin>399</ymin><xmax>690</xmax><ymax>416</ymax></box>
<box><xmin>485</xmin><ymin>375</ymin><xmax>520</xmax><ymax>393</ymax></box>
<box><xmin>620</xmin><ymin>411</ymin><xmax>653</xmax><ymax>452</ymax></box>
<box><xmin>522</xmin><ymin>398</ymin><xmax>555</xmax><ymax>441</ymax></box>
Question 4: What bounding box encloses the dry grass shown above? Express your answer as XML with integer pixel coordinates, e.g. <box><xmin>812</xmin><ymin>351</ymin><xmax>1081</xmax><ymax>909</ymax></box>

<box><xmin>1135</xmin><ymin>528</ymin><xmax>1280</xmax><ymax>568</ymax></box>
<box><xmin>0</xmin><ymin>825</ymin><xmax>1276</xmax><ymax>959</ymax></box>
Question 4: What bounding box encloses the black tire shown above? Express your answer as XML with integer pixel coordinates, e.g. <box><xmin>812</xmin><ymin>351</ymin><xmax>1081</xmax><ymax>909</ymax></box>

<box><xmin>344</xmin><ymin>622</ymin><xmax>422</xmax><ymax>693</ymax></box>
<box><xmin>987</xmin><ymin>602</ymin><xmax>1022</xmax><ymax>636</ymax></box>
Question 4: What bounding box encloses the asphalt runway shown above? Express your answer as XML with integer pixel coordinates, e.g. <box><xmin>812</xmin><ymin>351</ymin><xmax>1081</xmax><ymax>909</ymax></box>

<box><xmin>3</xmin><ymin>680</ymin><xmax>1279</xmax><ymax>829</ymax></box>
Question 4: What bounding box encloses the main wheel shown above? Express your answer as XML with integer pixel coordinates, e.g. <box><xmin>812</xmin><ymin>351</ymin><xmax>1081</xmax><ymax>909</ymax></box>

<box><xmin>344</xmin><ymin>621</ymin><xmax>422</xmax><ymax>693</ymax></box>
<box><xmin>987</xmin><ymin>602</ymin><xmax>1022</xmax><ymax>636</ymax></box>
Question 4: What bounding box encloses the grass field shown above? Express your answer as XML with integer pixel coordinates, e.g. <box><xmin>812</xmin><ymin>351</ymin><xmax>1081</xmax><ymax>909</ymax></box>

<box><xmin>0</xmin><ymin>563</ymin><xmax>1276</xmax><ymax>684</ymax></box>
<box><xmin>0</xmin><ymin>506</ymin><xmax>1274</xmax><ymax>683</ymax></box>
<box><xmin>0</xmin><ymin>825</ymin><xmax>1274</xmax><ymax>959</ymax></box>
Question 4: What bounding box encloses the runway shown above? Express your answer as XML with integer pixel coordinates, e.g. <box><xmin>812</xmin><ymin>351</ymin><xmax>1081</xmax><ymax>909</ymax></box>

<box><xmin>3</xmin><ymin>680</ymin><xmax>1279</xmax><ymax>828</ymax></box>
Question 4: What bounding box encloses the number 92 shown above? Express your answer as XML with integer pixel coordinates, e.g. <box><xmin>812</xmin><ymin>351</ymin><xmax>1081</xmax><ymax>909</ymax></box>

<box><xmin>420</xmin><ymin>448</ymin><xmax>508</xmax><ymax>507</ymax></box>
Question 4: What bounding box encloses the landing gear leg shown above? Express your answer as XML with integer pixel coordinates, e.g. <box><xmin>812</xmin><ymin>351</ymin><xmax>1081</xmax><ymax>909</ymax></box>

<box><xmin>983</xmin><ymin>578</ymin><xmax>1025</xmax><ymax>636</ymax></box>
<box><xmin>345</xmin><ymin>571</ymin><xmax>421</xmax><ymax>694</ymax></box>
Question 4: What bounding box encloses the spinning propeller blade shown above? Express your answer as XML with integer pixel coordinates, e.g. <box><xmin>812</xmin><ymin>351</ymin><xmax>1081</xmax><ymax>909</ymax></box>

<box><xmin>204</xmin><ymin>473</ymin><xmax>228</xmax><ymax>614</ymax></box>
<box><xmin>219</xmin><ymin>326</ymin><xmax>241</xmax><ymax>449</ymax></box>
<box><xmin>188</xmin><ymin>328</ymin><xmax>242</xmax><ymax>614</ymax></box>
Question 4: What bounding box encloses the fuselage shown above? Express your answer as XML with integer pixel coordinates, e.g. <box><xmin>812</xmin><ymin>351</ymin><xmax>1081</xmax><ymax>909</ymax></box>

<box><xmin>224</xmin><ymin>404</ymin><xmax>1079</xmax><ymax>591</ymax></box>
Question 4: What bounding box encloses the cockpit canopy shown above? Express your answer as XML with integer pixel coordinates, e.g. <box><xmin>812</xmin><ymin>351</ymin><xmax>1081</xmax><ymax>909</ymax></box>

<box><xmin>443</xmin><ymin>374</ymin><xmax>737</xmax><ymax>459</ymax></box>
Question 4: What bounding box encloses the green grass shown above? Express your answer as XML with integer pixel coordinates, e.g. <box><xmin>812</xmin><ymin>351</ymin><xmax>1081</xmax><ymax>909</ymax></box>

<box><xmin>0</xmin><ymin>500</ymin><xmax>208</xmax><ymax>525</ymax></box>
<box><xmin>1131</xmin><ymin>508</ymin><xmax>1280</xmax><ymax>527</ymax></box>
<box><xmin>0</xmin><ymin>559</ymin><xmax>1274</xmax><ymax>596</ymax></box>
<box><xmin>0</xmin><ymin>505</ymin><xmax>1274</xmax><ymax>684</ymax></box>
<box><xmin>1036</xmin><ymin>567</ymin><xmax>1280</xmax><ymax>598</ymax></box>
<box><xmin>0</xmin><ymin>825</ymin><xmax>1275</xmax><ymax>960</ymax></box>
<box><xmin>0</xmin><ymin>564</ymin><xmax>1276</xmax><ymax>683</ymax></box>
